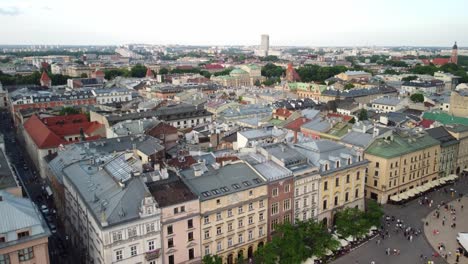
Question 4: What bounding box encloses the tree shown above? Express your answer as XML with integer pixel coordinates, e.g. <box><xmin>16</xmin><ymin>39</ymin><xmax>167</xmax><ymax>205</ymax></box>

<box><xmin>158</xmin><ymin>68</ymin><xmax>169</xmax><ymax>75</ymax></box>
<box><xmin>254</xmin><ymin>79</ymin><xmax>261</xmax><ymax>86</ymax></box>
<box><xmin>260</xmin><ymin>55</ymin><xmax>279</xmax><ymax>62</ymax></box>
<box><xmin>59</xmin><ymin>107</ymin><xmax>80</xmax><ymax>116</ymax></box>
<box><xmin>344</xmin><ymin>83</ymin><xmax>355</xmax><ymax>90</ymax></box>
<box><xmin>80</xmin><ymin>73</ymin><xmax>88</xmax><ymax>78</ymax></box>
<box><xmin>348</xmin><ymin>117</ymin><xmax>356</xmax><ymax>124</ymax></box>
<box><xmin>410</xmin><ymin>93</ymin><xmax>424</xmax><ymax>103</ymax></box>
<box><xmin>364</xmin><ymin>200</ymin><xmax>384</xmax><ymax>227</ymax></box>
<box><xmin>238</xmin><ymin>96</ymin><xmax>243</xmax><ymax>102</ymax></box>
<box><xmin>302</xmin><ymin>219</ymin><xmax>340</xmax><ymax>258</ymax></box>
<box><xmin>104</xmin><ymin>69</ymin><xmax>129</xmax><ymax>80</ymax></box>
<box><xmin>199</xmin><ymin>70</ymin><xmax>211</xmax><ymax>78</ymax></box>
<box><xmin>261</xmin><ymin>63</ymin><xmax>284</xmax><ymax>78</ymax></box>
<box><xmin>384</xmin><ymin>69</ymin><xmax>398</xmax><ymax>75</ymax></box>
<box><xmin>402</xmin><ymin>75</ymin><xmax>418</xmax><ymax>82</ymax></box>
<box><xmin>130</xmin><ymin>64</ymin><xmax>147</xmax><ymax>78</ymax></box>
<box><xmin>202</xmin><ymin>255</ymin><xmax>222</xmax><ymax>264</ymax></box>
<box><xmin>335</xmin><ymin>207</ymin><xmax>370</xmax><ymax>240</ymax></box>
<box><xmin>213</xmin><ymin>69</ymin><xmax>232</xmax><ymax>76</ymax></box>
<box><xmin>358</xmin><ymin>109</ymin><xmax>368</xmax><ymax>121</ymax></box>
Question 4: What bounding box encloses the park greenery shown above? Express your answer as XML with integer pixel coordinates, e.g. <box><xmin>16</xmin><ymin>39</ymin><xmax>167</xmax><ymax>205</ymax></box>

<box><xmin>0</xmin><ymin>70</ymin><xmax>71</xmax><ymax>86</ymax></box>
<box><xmin>410</xmin><ymin>63</ymin><xmax>468</xmax><ymax>82</ymax></box>
<box><xmin>296</xmin><ymin>65</ymin><xmax>348</xmax><ymax>83</ymax></box>
<box><xmin>260</xmin><ymin>55</ymin><xmax>280</xmax><ymax>62</ymax></box>
<box><xmin>402</xmin><ymin>75</ymin><xmax>418</xmax><ymax>82</ymax></box>
<box><xmin>358</xmin><ymin>109</ymin><xmax>368</xmax><ymax>121</ymax></box>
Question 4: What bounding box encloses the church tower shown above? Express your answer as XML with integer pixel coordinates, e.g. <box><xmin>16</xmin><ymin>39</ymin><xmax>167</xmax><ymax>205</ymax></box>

<box><xmin>451</xmin><ymin>41</ymin><xmax>458</xmax><ymax>65</ymax></box>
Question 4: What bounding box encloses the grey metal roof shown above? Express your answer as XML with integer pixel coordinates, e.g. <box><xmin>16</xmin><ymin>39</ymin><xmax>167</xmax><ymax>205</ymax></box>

<box><xmin>0</xmin><ymin>191</ymin><xmax>49</xmax><ymax>248</ymax></box>
<box><xmin>63</xmin><ymin>159</ymin><xmax>152</xmax><ymax>227</ymax></box>
<box><xmin>426</xmin><ymin>127</ymin><xmax>459</xmax><ymax>147</ymax></box>
<box><xmin>0</xmin><ymin>150</ymin><xmax>17</xmax><ymax>190</ymax></box>
<box><xmin>372</xmin><ymin>96</ymin><xmax>402</xmax><ymax>106</ymax></box>
<box><xmin>179</xmin><ymin>161</ymin><xmax>266</xmax><ymax>201</ymax></box>
<box><xmin>301</xmin><ymin>118</ymin><xmax>332</xmax><ymax>132</ymax></box>
<box><xmin>341</xmin><ymin>131</ymin><xmax>374</xmax><ymax>148</ymax></box>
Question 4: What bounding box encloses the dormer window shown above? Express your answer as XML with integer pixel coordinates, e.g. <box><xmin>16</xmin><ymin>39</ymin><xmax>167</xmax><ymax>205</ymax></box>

<box><xmin>347</xmin><ymin>158</ymin><xmax>351</xmax><ymax>165</ymax></box>
<box><xmin>336</xmin><ymin>161</ymin><xmax>340</xmax><ymax>168</ymax></box>
<box><xmin>325</xmin><ymin>164</ymin><xmax>329</xmax><ymax>171</ymax></box>
<box><xmin>146</xmin><ymin>206</ymin><xmax>152</xmax><ymax>215</ymax></box>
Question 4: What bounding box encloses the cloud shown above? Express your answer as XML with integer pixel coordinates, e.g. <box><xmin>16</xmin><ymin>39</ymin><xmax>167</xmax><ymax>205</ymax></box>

<box><xmin>0</xmin><ymin>6</ymin><xmax>21</xmax><ymax>16</ymax></box>
<box><xmin>42</xmin><ymin>6</ymin><xmax>52</xmax><ymax>11</ymax></box>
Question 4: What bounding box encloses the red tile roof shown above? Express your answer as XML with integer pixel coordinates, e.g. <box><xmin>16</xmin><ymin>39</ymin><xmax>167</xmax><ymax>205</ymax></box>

<box><xmin>432</xmin><ymin>58</ymin><xmax>450</xmax><ymax>66</ymax></box>
<box><xmin>146</xmin><ymin>68</ymin><xmax>154</xmax><ymax>78</ymax></box>
<box><xmin>24</xmin><ymin>114</ymin><xmax>102</xmax><ymax>149</ymax></box>
<box><xmin>167</xmin><ymin>156</ymin><xmax>197</xmax><ymax>170</ymax></box>
<box><xmin>284</xmin><ymin>117</ymin><xmax>311</xmax><ymax>132</ymax></box>
<box><xmin>327</xmin><ymin>113</ymin><xmax>353</xmax><ymax>122</ymax></box>
<box><xmin>204</xmin><ymin>64</ymin><xmax>224</xmax><ymax>70</ymax></box>
<box><xmin>419</xmin><ymin>119</ymin><xmax>435</xmax><ymax>128</ymax></box>
<box><xmin>274</xmin><ymin>108</ymin><xmax>292</xmax><ymax>118</ymax></box>
<box><xmin>40</xmin><ymin>71</ymin><xmax>51</xmax><ymax>82</ymax></box>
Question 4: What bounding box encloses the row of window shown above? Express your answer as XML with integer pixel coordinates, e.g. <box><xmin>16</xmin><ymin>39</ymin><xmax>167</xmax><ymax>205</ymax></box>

<box><xmin>294</xmin><ymin>183</ymin><xmax>317</xmax><ymax>196</ymax></box>
<box><xmin>271</xmin><ymin>199</ymin><xmax>291</xmax><ymax>215</ymax></box>
<box><xmin>323</xmin><ymin>172</ymin><xmax>360</xmax><ymax>191</ymax></box>
<box><xmin>322</xmin><ymin>189</ymin><xmax>359</xmax><ymax>210</ymax></box>
<box><xmin>204</xmin><ymin>228</ymin><xmax>263</xmax><ymax>255</ymax></box>
<box><xmin>0</xmin><ymin>247</ymin><xmax>34</xmax><ymax>263</ymax></box>
<box><xmin>112</xmin><ymin>222</ymin><xmax>158</xmax><ymax>243</ymax></box>
<box><xmin>204</xmin><ymin>201</ymin><xmax>264</xmax><ymax>224</ymax></box>
<box><xmin>204</xmin><ymin>215</ymin><xmax>263</xmax><ymax>239</ymax></box>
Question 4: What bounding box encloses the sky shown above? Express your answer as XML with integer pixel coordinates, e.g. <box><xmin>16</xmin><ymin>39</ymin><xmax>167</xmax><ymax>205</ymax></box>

<box><xmin>0</xmin><ymin>0</ymin><xmax>467</xmax><ymax>47</ymax></box>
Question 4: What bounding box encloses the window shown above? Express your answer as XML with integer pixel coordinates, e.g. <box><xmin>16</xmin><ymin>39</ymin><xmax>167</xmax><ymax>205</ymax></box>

<box><xmin>217</xmin><ymin>226</ymin><xmax>222</xmax><ymax>235</ymax></box>
<box><xmin>325</xmin><ymin>164</ymin><xmax>329</xmax><ymax>171</ymax></box>
<box><xmin>259</xmin><ymin>200</ymin><xmax>264</xmax><ymax>208</ymax></box>
<box><xmin>217</xmin><ymin>241</ymin><xmax>222</xmax><ymax>252</ymax></box>
<box><xmin>356</xmin><ymin>171</ymin><xmax>360</xmax><ymax>180</ymax></box>
<box><xmin>283</xmin><ymin>214</ymin><xmax>291</xmax><ymax>223</ymax></box>
<box><xmin>228</xmin><ymin>237</ymin><xmax>233</xmax><ymax>247</ymax></box>
<box><xmin>188</xmin><ymin>232</ymin><xmax>194</xmax><ymax>241</ymax></box>
<box><xmin>181</xmin><ymin>206</ymin><xmax>185</xmax><ymax>212</ymax></box>
<box><xmin>303</xmin><ymin>185</ymin><xmax>307</xmax><ymax>193</ymax></box>
<box><xmin>283</xmin><ymin>199</ymin><xmax>291</xmax><ymax>211</ymax></box>
<box><xmin>216</xmin><ymin>212</ymin><xmax>222</xmax><ymax>221</ymax></box>
<box><xmin>323</xmin><ymin>200</ymin><xmax>327</xmax><ymax>210</ymax></box>
<box><xmin>272</xmin><ymin>188</ymin><xmax>278</xmax><ymax>197</ymax></box>
<box><xmin>271</xmin><ymin>203</ymin><xmax>279</xmax><ymax>215</ymax></box>
<box><xmin>376</xmin><ymin>162</ymin><xmax>379</xmax><ymax>168</ymax></box>
<box><xmin>249</xmin><ymin>190</ymin><xmax>253</xmax><ymax>196</ymax></box>
<box><xmin>271</xmin><ymin>219</ymin><xmax>279</xmax><ymax>231</ymax></box>
<box><xmin>336</xmin><ymin>161</ymin><xmax>340</xmax><ymax>168</ymax></box>
<box><xmin>303</xmin><ymin>211</ymin><xmax>307</xmax><ymax>220</ymax></box>
<box><xmin>249</xmin><ymin>230</ymin><xmax>254</xmax><ymax>240</ymax></box>
<box><xmin>216</xmin><ymin>199</ymin><xmax>221</xmax><ymax>205</ymax></box>
<box><xmin>249</xmin><ymin>203</ymin><xmax>254</xmax><ymax>211</ymax></box>
<box><xmin>238</xmin><ymin>219</ymin><xmax>244</xmax><ymax>228</ymax></box>
<box><xmin>374</xmin><ymin>171</ymin><xmax>379</xmax><ymax>177</ymax></box>
<box><xmin>204</xmin><ymin>216</ymin><xmax>210</xmax><ymax>225</ymax></box>
<box><xmin>0</xmin><ymin>254</ymin><xmax>10</xmax><ymax>264</ymax></box>
<box><xmin>259</xmin><ymin>226</ymin><xmax>264</xmax><ymax>236</ymax></box>
<box><xmin>390</xmin><ymin>163</ymin><xmax>393</xmax><ymax>169</ymax></box>
<box><xmin>17</xmin><ymin>231</ymin><xmax>30</xmax><ymax>239</ymax></box>
<box><xmin>168</xmin><ymin>255</ymin><xmax>175</xmax><ymax>264</ymax></box>
<box><xmin>188</xmin><ymin>219</ymin><xmax>193</xmax><ymax>229</ymax></box>
<box><xmin>146</xmin><ymin>223</ymin><xmax>155</xmax><ymax>233</ymax></box>
<box><xmin>238</xmin><ymin>206</ymin><xmax>243</xmax><ymax>214</ymax></box>
<box><xmin>284</xmin><ymin>184</ymin><xmax>290</xmax><ymax>193</ymax></box>
<box><xmin>334</xmin><ymin>196</ymin><xmax>339</xmax><ymax>206</ymax></box>
<box><xmin>148</xmin><ymin>240</ymin><xmax>155</xmax><ymax>251</ymax></box>
<box><xmin>259</xmin><ymin>212</ymin><xmax>264</xmax><ymax>221</ymax></box>
<box><xmin>324</xmin><ymin>181</ymin><xmax>328</xmax><ymax>191</ymax></box>
<box><xmin>303</xmin><ymin>197</ymin><xmax>308</xmax><ymax>207</ymax></box>
<box><xmin>335</xmin><ymin>178</ymin><xmax>339</xmax><ymax>187</ymax></box>
<box><xmin>173</xmin><ymin>207</ymin><xmax>178</xmax><ymax>214</ymax></box>
<box><xmin>345</xmin><ymin>192</ymin><xmax>349</xmax><ymax>202</ymax></box>
<box><xmin>168</xmin><ymin>238</ymin><xmax>174</xmax><ymax>248</ymax></box>
<box><xmin>248</xmin><ymin>216</ymin><xmax>253</xmax><ymax>225</ymax></box>
<box><xmin>112</xmin><ymin>231</ymin><xmax>122</xmax><ymax>242</ymax></box>
<box><xmin>346</xmin><ymin>174</ymin><xmax>350</xmax><ymax>183</ymax></box>
<box><xmin>115</xmin><ymin>250</ymin><xmax>123</xmax><ymax>261</ymax></box>
<box><xmin>130</xmin><ymin>245</ymin><xmax>137</xmax><ymax>257</ymax></box>
<box><xmin>295</xmin><ymin>199</ymin><xmax>299</xmax><ymax>209</ymax></box>
<box><xmin>374</xmin><ymin>180</ymin><xmax>378</xmax><ymax>187</ymax></box>
<box><xmin>228</xmin><ymin>209</ymin><xmax>233</xmax><ymax>217</ymax></box>
<box><xmin>238</xmin><ymin>233</ymin><xmax>244</xmax><ymax>244</ymax></box>
<box><xmin>128</xmin><ymin>227</ymin><xmax>137</xmax><ymax>238</ymax></box>
<box><xmin>204</xmin><ymin>230</ymin><xmax>210</xmax><ymax>239</ymax></box>
<box><xmin>204</xmin><ymin>245</ymin><xmax>210</xmax><ymax>256</ymax></box>
<box><xmin>167</xmin><ymin>225</ymin><xmax>173</xmax><ymax>235</ymax></box>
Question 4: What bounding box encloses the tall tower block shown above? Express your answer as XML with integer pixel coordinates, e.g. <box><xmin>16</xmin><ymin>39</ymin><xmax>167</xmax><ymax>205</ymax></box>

<box><xmin>451</xmin><ymin>41</ymin><xmax>458</xmax><ymax>64</ymax></box>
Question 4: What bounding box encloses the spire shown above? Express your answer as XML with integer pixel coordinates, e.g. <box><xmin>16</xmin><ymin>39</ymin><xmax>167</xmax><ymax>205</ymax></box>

<box><xmin>453</xmin><ymin>41</ymin><xmax>458</xmax><ymax>50</ymax></box>
<box><xmin>40</xmin><ymin>71</ymin><xmax>52</xmax><ymax>88</ymax></box>
<box><xmin>146</xmin><ymin>68</ymin><xmax>154</xmax><ymax>78</ymax></box>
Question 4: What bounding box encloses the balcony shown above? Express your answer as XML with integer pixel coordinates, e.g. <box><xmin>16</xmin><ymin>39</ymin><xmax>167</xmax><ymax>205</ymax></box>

<box><xmin>145</xmin><ymin>249</ymin><xmax>161</xmax><ymax>261</ymax></box>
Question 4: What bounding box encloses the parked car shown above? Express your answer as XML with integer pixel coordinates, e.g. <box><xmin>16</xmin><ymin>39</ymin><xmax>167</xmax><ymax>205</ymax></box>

<box><xmin>40</xmin><ymin>205</ymin><xmax>50</xmax><ymax>215</ymax></box>
<box><xmin>49</xmin><ymin>223</ymin><xmax>57</xmax><ymax>234</ymax></box>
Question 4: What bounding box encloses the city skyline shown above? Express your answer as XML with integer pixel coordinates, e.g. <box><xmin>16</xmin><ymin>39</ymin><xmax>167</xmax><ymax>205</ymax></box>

<box><xmin>0</xmin><ymin>0</ymin><xmax>467</xmax><ymax>46</ymax></box>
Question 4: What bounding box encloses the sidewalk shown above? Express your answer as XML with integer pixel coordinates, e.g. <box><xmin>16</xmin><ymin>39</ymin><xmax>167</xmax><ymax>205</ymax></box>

<box><xmin>424</xmin><ymin>196</ymin><xmax>468</xmax><ymax>264</ymax></box>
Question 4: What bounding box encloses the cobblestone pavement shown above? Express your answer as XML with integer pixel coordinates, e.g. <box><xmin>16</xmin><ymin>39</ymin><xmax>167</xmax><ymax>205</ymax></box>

<box><xmin>424</xmin><ymin>196</ymin><xmax>468</xmax><ymax>264</ymax></box>
<box><xmin>331</xmin><ymin>176</ymin><xmax>468</xmax><ymax>264</ymax></box>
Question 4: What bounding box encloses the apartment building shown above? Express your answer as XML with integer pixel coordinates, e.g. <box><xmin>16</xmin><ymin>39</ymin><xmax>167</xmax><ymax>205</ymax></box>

<box><xmin>365</xmin><ymin>130</ymin><xmax>440</xmax><ymax>204</ymax></box>
<box><xmin>447</xmin><ymin>125</ymin><xmax>468</xmax><ymax>174</ymax></box>
<box><xmin>295</xmin><ymin>140</ymin><xmax>368</xmax><ymax>226</ymax></box>
<box><xmin>148</xmin><ymin>177</ymin><xmax>201</xmax><ymax>264</ymax></box>
<box><xmin>427</xmin><ymin>127</ymin><xmax>459</xmax><ymax>177</ymax></box>
<box><xmin>179</xmin><ymin>161</ymin><xmax>268</xmax><ymax>264</ymax></box>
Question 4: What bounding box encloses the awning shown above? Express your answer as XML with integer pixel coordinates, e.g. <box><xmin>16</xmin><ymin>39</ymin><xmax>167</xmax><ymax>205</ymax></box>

<box><xmin>399</xmin><ymin>193</ymin><xmax>409</xmax><ymax>200</ymax></box>
<box><xmin>325</xmin><ymin>249</ymin><xmax>333</xmax><ymax>256</ymax></box>
<box><xmin>406</xmin><ymin>189</ymin><xmax>418</xmax><ymax>197</ymax></box>
<box><xmin>420</xmin><ymin>184</ymin><xmax>431</xmax><ymax>192</ymax></box>
<box><xmin>370</xmin><ymin>226</ymin><xmax>378</xmax><ymax>231</ymax></box>
<box><xmin>458</xmin><ymin>233</ymin><xmax>468</xmax><ymax>251</ymax></box>
<box><xmin>45</xmin><ymin>186</ymin><xmax>53</xmax><ymax>196</ymax></box>
<box><xmin>345</xmin><ymin>236</ymin><xmax>356</xmax><ymax>242</ymax></box>
<box><xmin>439</xmin><ymin>178</ymin><xmax>447</xmax><ymax>184</ymax></box>
<box><xmin>447</xmin><ymin>174</ymin><xmax>458</xmax><ymax>181</ymax></box>
<box><xmin>415</xmin><ymin>186</ymin><xmax>426</xmax><ymax>193</ymax></box>
<box><xmin>464</xmin><ymin>168</ymin><xmax>468</xmax><ymax>173</ymax></box>
<box><xmin>390</xmin><ymin>195</ymin><xmax>402</xmax><ymax>202</ymax></box>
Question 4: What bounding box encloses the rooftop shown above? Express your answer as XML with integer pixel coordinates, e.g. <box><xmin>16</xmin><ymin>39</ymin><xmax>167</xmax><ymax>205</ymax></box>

<box><xmin>148</xmin><ymin>175</ymin><xmax>198</xmax><ymax>207</ymax></box>
<box><xmin>365</xmin><ymin>131</ymin><xmax>440</xmax><ymax>158</ymax></box>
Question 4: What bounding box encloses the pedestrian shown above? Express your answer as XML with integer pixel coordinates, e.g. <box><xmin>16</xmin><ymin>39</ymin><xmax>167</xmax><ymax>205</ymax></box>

<box><xmin>410</xmin><ymin>235</ymin><xmax>413</xmax><ymax>242</ymax></box>
<box><xmin>442</xmin><ymin>220</ymin><xmax>445</xmax><ymax>226</ymax></box>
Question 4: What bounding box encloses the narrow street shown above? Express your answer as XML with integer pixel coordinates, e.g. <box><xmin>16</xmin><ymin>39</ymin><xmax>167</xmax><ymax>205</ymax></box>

<box><xmin>0</xmin><ymin>111</ymin><xmax>71</xmax><ymax>264</ymax></box>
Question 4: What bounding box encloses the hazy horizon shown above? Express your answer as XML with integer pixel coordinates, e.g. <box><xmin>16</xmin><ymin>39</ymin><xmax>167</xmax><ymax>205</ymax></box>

<box><xmin>1</xmin><ymin>0</ymin><xmax>467</xmax><ymax>47</ymax></box>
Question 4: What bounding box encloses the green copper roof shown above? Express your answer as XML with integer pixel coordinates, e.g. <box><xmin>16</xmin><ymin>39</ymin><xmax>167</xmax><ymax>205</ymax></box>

<box><xmin>422</xmin><ymin>111</ymin><xmax>468</xmax><ymax>126</ymax></box>
<box><xmin>230</xmin><ymin>68</ymin><xmax>248</xmax><ymax>75</ymax></box>
<box><xmin>365</xmin><ymin>133</ymin><xmax>440</xmax><ymax>158</ymax></box>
